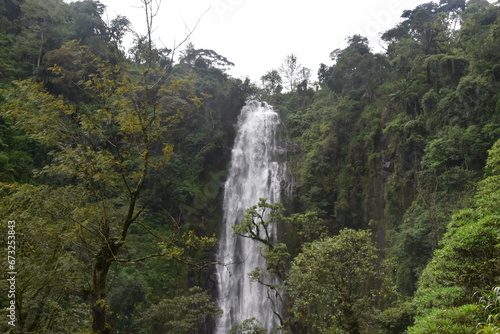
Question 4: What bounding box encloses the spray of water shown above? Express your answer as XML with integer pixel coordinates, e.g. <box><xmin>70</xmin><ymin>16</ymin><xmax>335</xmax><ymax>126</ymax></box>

<box><xmin>214</xmin><ymin>101</ymin><xmax>286</xmax><ymax>333</ymax></box>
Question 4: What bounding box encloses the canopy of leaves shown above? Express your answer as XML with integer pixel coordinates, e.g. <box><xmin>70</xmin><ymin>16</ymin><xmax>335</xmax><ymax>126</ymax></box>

<box><xmin>409</xmin><ymin>139</ymin><xmax>500</xmax><ymax>332</ymax></box>
<box><xmin>288</xmin><ymin>229</ymin><xmax>381</xmax><ymax>334</ymax></box>
<box><xmin>1</xmin><ymin>0</ymin><xmax>500</xmax><ymax>333</ymax></box>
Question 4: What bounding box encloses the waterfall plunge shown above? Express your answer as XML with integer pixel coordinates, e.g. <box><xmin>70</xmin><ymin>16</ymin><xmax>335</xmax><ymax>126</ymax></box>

<box><xmin>215</xmin><ymin>101</ymin><xmax>286</xmax><ymax>333</ymax></box>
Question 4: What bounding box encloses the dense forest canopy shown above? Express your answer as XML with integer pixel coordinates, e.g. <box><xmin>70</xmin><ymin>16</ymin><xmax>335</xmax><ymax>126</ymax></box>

<box><xmin>0</xmin><ymin>0</ymin><xmax>499</xmax><ymax>333</ymax></box>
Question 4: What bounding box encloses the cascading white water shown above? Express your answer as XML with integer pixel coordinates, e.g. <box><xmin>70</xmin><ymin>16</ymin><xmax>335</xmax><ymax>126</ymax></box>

<box><xmin>215</xmin><ymin>101</ymin><xmax>286</xmax><ymax>333</ymax></box>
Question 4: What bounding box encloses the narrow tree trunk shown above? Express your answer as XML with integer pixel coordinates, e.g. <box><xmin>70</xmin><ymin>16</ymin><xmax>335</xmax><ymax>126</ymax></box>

<box><xmin>90</xmin><ymin>242</ymin><xmax>118</xmax><ymax>334</ymax></box>
<box><xmin>37</xmin><ymin>30</ymin><xmax>44</xmax><ymax>69</ymax></box>
<box><xmin>343</xmin><ymin>306</ymin><xmax>360</xmax><ymax>334</ymax></box>
<box><xmin>427</xmin><ymin>62</ymin><xmax>431</xmax><ymax>86</ymax></box>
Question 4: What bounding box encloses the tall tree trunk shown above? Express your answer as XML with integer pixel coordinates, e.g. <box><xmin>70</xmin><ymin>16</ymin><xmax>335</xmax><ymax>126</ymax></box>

<box><xmin>91</xmin><ymin>241</ymin><xmax>118</xmax><ymax>334</ymax></box>
<box><xmin>37</xmin><ymin>30</ymin><xmax>44</xmax><ymax>69</ymax></box>
<box><xmin>426</xmin><ymin>62</ymin><xmax>431</xmax><ymax>86</ymax></box>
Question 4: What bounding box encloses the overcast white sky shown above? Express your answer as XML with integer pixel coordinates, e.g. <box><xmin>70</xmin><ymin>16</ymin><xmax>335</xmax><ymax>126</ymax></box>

<box><xmin>93</xmin><ymin>0</ymin><xmax>434</xmax><ymax>82</ymax></box>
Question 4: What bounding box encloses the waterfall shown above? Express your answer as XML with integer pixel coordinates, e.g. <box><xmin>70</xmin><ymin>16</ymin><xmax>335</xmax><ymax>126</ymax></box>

<box><xmin>215</xmin><ymin>101</ymin><xmax>286</xmax><ymax>333</ymax></box>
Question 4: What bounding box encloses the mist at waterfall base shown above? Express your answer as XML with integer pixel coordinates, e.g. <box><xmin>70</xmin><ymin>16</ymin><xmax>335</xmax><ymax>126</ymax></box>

<box><xmin>214</xmin><ymin>101</ymin><xmax>287</xmax><ymax>333</ymax></box>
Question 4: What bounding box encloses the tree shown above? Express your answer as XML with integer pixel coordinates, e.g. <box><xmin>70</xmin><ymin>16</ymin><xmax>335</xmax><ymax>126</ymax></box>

<box><xmin>409</xmin><ymin>139</ymin><xmax>500</xmax><ymax>333</ymax></box>
<box><xmin>1</xmin><ymin>68</ymin><xmax>152</xmax><ymax>333</ymax></box>
<box><xmin>322</xmin><ymin>35</ymin><xmax>384</xmax><ymax>95</ymax></box>
<box><xmin>233</xmin><ymin>199</ymin><xmax>326</xmax><ymax>282</ymax></box>
<box><xmin>260</xmin><ymin>69</ymin><xmax>283</xmax><ymax>96</ymax></box>
<box><xmin>67</xmin><ymin>0</ymin><xmax>107</xmax><ymax>43</ymax></box>
<box><xmin>232</xmin><ymin>199</ymin><xmax>290</xmax><ymax>329</ymax></box>
<box><xmin>17</xmin><ymin>0</ymin><xmax>70</xmax><ymax>71</ymax></box>
<box><xmin>137</xmin><ymin>287</ymin><xmax>221</xmax><ymax>334</ymax></box>
<box><xmin>230</xmin><ymin>318</ymin><xmax>267</xmax><ymax>334</ymax></box>
<box><xmin>107</xmin><ymin>15</ymin><xmax>131</xmax><ymax>51</ymax></box>
<box><xmin>232</xmin><ymin>199</ymin><xmax>327</xmax><ymax>331</ymax></box>
<box><xmin>179</xmin><ymin>45</ymin><xmax>235</xmax><ymax>70</ymax></box>
<box><xmin>288</xmin><ymin>229</ymin><xmax>382</xmax><ymax>334</ymax></box>
<box><xmin>407</xmin><ymin>304</ymin><xmax>482</xmax><ymax>334</ymax></box>
<box><xmin>0</xmin><ymin>184</ymin><xmax>89</xmax><ymax>333</ymax></box>
<box><xmin>2</xmin><ymin>29</ymin><xmax>209</xmax><ymax>333</ymax></box>
<box><xmin>0</xmin><ymin>0</ymin><xmax>239</xmax><ymax>329</ymax></box>
<box><xmin>279</xmin><ymin>53</ymin><xmax>306</xmax><ymax>92</ymax></box>
<box><xmin>128</xmin><ymin>33</ymin><xmax>172</xmax><ymax>68</ymax></box>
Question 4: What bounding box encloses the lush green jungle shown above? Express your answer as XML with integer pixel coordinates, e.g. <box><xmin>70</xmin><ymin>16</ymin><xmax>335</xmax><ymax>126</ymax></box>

<box><xmin>0</xmin><ymin>0</ymin><xmax>499</xmax><ymax>333</ymax></box>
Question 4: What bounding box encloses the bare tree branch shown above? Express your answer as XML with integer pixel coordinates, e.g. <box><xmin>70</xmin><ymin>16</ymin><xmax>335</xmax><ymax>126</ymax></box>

<box><xmin>167</xmin><ymin>5</ymin><xmax>211</xmax><ymax>64</ymax></box>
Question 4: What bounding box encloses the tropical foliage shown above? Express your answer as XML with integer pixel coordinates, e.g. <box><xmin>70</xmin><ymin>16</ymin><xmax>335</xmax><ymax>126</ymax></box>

<box><xmin>0</xmin><ymin>0</ymin><xmax>499</xmax><ymax>333</ymax></box>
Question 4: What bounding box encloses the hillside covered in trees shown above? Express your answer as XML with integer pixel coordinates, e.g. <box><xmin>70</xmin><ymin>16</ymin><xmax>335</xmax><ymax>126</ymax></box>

<box><xmin>0</xmin><ymin>0</ymin><xmax>499</xmax><ymax>333</ymax></box>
